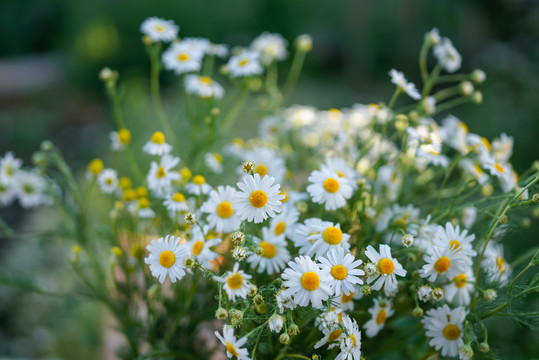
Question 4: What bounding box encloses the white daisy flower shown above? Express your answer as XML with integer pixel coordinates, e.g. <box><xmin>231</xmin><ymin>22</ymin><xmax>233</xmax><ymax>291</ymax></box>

<box><xmin>281</xmin><ymin>255</ymin><xmax>332</xmax><ymax>308</ymax></box>
<box><xmin>333</xmin><ymin>290</ymin><xmax>362</xmax><ymax>312</ymax></box>
<box><xmin>140</xmin><ymin>17</ymin><xmax>179</xmax><ymax>42</ymax></box>
<box><xmin>323</xmin><ymin>157</ymin><xmax>359</xmax><ymax>190</ymax></box>
<box><xmin>109</xmin><ymin>128</ymin><xmax>131</xmax><ymax>151</ymax></box>
<box><xmin>232</xmin><ymin>173</ymin><xmax>284</xmax><ymax>224</ymax></box>
<box><xmin>163</xmin><ymin>192</ymin><xmax>190</xmax><ymax>216</ymax></box>
<box><xmin>185</xmin><ymin>75</ymin><xmax>224</xmax><ymax>99</ymax></box>
<box><xmin>268</xmin><ymin>204</ymin><xmax>299</xmax><ymax>238</ymax></box>
<box><xmin>268</xmin><ymin>314</ymin><xmax>285</xmax><ymax>333</ymax></box>
<box><xmin>440</xmin><ymin>115</ymin><xmax>470</xmax><ymax>154</ymax></box>
<box><xmin>302</xmin><ymin>222</ymin><xmax>351</xmax><ymax>259</ymax></box>
<box><xmin>276</xmin><ymin>289</ymin><xmax>297</xmax><ymax>313</ymax></box>
<box><xmin>363</xmin><ymin>298</ymin><xmax>394</xmax><ymax>338</ymax></box>
<box><xmin>375</xmin><ymin>204</ymin><xmax>420</xmax><ymax>233</ymax></box>
<box><xmin>241</xmin><ymin>147</ymin><xmax>286</xmax><ymax>184</ymax></box>
<box><xmin>292</xmin><ymin>217</ymin><xmax>324</xmax><ymax>254</ymax></box>
<box><xmin>418</xmin><ymin>285</ymin><xmax>433</xmax><ymax>302</ymax></box>
<box><xmin>186</xmin><ymin>227</ymin><xmax>221</xmax><ymax>268</ymax></box>
<box><xmin>227</xmin><ymin>51</ymin><xmax>263</xmax><ymax>78</ymax></box>
<box><xmin>461</xmin><ymin>206</ymin><xmax>477</xmax><ymax>229</ymax></box>
<box><xmin>215</xmin><ymin>262</ymin><xmax>252</xmax><ymax>302</ymax></box>
<box><xmin>15</xmin><ymin>171</ymin><xmax>48</xmax><ymax>208</ymax></box>
<box><xmin>318</xmin><ymin>247</ymin><xmax>364</xmax><ymax>296</ymax></box>
<box><xmin>481</xmin><ymin>242</ymin><xmax>512</xmax><ymax>284</ymax></box>
<box><xmin>137</xmin><ymin>197</ymin><xmax>156</xmax><ymax>219</ymax></box>
<box><xmin>306</xmin><ymin>167</ymin><xmax>353</xmax><ymax>211</ymax></box>
<box><xmin>144</xmin><ymin>235</ymin><xmax>189</xmax><ymax>283</ymax></box>
<box><xmin>250</xmin><ymin>32</ymin><xmax>288</xmax><ymax>64</ymax></box>
<box><xmin>419</xmin><ymin>243</ymin><xmax>469</xmax><ymax>283</ymax></box>
<box><xmin>204</xmin><ymin>152</ymin><xmax>224</xmax><ymax>174</ymax></box>
<box><xmin>492</xmin><ymin>133</ymin><xmax>513</xmax><ymax>163</ymax></box>
<box><xmin>97</xmin><ymin>168</ymin><xmax>118</xmax><ymax>194</ymax></box>
<box><xmin>208</xmin><ymin>43</ymin><xmax>228</xmax><ymax>58</ymax></box>
<box><xmin>364</xmin><ymin>245</ymin><xmax>407</xmax><ymax>292</ymax></box>
<box><xmin>200</xmin><ymin>185</ymin><xmax>241</xmax><ymax>233</ymax></box>
<box><xmin>335</xmin><ymin>317</ymin><xmax>362</xmax><ymax>360</ymax></box>
<box><xmin>0</xmin><ymin>179</ymin><xmax>17</xmax><ymax>206</ymax></box>
<box><xmin>147</xmin><ymin>154</ymin><xmax>181</xmax><ymax>198</ymax></box>
<box><xmin>178</xmin><ymin>37</ymin><xmax>211</xmax><ymax>57</ymax></box>
<box><xmin>389</xmin><ymin>69</ymin><xmax>421</xmax><ymax>100</ymax></box>
<box><xmin>214</xmin><ymin>325</ymin><xmax>251</xmax><ymax>360</ymax></box>
<box><xmin>0</xmin><ymin>152</ymin><xmax>22</xmax><ymax>184</ymax></box>
<box><xmin>433</xmin><ymin>222</ymin><xmax>476</xmax><ymax>265</ymax></box>
<box><xmin>422</xmin><ymin>304</ymin><xmax>467</xmax><ymax>357</ymax></box>
<box><xmin>247</xmin><ymin>227</ymin><xmax>290</xmax><ymax>275</ymax></box>
<box><xmin>185</xmin><ymin>174</ymin><xmax>212</xmax><ymax>196</ymax></box>
<box><xmin>483</xmin><ymin>161</ymin><xmax>509</xmax><ymax>179</ymax></box>
<box><xmin>143</xmin><ymin>131</ymin><xmax>173</xmax><ymax>156</ymax></box>
<box><xmin>162</xmin><ymin>42</ymin><xmax>203</xmax><ymax>75</ymax></box>
<box><xmin>444</xmin><ymin>269</ymin><xmax>475</xmax><ymax>306</ymax></box>
<box><xmin>316</xmin><ymin>307</ymin><xmax>344</xmax><ymax>331</ymax></box>
<box><xmin>314</xmin><ymin>315</ymin><xmax>347</xmax><ymax>349</ymax></box>
<box><xmin>434</xmin><ymin>37</ymin><xmax>462</xmax><ymax>73</ymax></box>
<box><xmin>459</xmin><ymin>159</ymin><xmax>488</xmax><ymax>186</ymax></box>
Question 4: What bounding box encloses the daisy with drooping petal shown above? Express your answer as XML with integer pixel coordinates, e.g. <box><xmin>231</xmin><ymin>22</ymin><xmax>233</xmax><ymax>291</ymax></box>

<box><xmin>419</xmin><ymin>243</ymin><xmax>469</xmax><ymax>282</ymax></box>
<box><xmin>200</xmin><ymin>185</ymin><xmax>241</xmax><ymax>233</ymax></box>
<box><xmin>318</xmin><ymin>247</ymin><xmax>364</xmax><ymax>296</ymax></box>
<box><xmin>250</xmin><ymin>32</ymin><xmax>288</xmax><ymax>65</ymax></box>
<box><xmin>433</xmin><ymin>222</ymin><xmax>476</xmax><ymax>265</ymax></box>
<box><xmin>214</xmin><ymin>325</ymin><xmax>251</xmax><ymax>360</ymax></box>
<box><xmin>305</xmin><ymin>222</ymin><xmax>351</xmax><ymax>259</ymax></box>
<box><xmin>335</xmin><ymin>316</ymin><xmax>362</xmax><ymax>360</ymax></box>
<box><xmin>147</xmin><ymin>154</ymin><xmax>181</xmax><ymax>198</ymax></box>
<box><xmin>282</xmin><ymin>255</ymin><xmax>332</xmax><ymax>308</ymax></box>
<box><xmin>276</xmin><ymin>289</ymin><xmax>297</xmax><ymax>313</ymax></box>
<box><xmin>314</xmin><ymin>315</ymin><xmax>347</xmax><ymax>350</ymax></box>
<box><xmin>233</xmin><ymin>173</ymin><xmax>284</xmax><ymax>224</ymax></box>
<box><xmin>186</xmin><ymin>227</ymin><xmax>221</xmax><ymax>268</ymax></box>
<box><xmin>97</xmin><ymin>168</ymin><xmax>118</xmax><ymax>194</ymax></box>
<box><xmin>444</xmin><ymin>269</ymin><xmax>475</xmax><ymax>306</ymax></box>
<box><xmin>227</xmin><ymin>51</ymin><xmax>263</xmax><ymax>78</ymax></box>
<box><xmin>389</xmin><ymin>69</ymin><xmax>421</xmax><ymax>100</ymax></box>
<box><xmin>247</xmin><ymin>227</ymin><xmax>290</xmax><ymax>275</ymax></box>
<box><xmin>162</xmin><ymin>42</ymin><xmax>203</xmax><ymax>75</ymax></box>
<box><xmin>215</xmin><ymin>262</ymin><xmax>252</xmax><ymax>302</ymax></box>
<box><xmin>185</xmin><ymin>174</ymin><xmax>212</xmax><ymax>196</ymax></box>
<box><xmin>422</xmin><ymin>305</ymin><xmax>467</xmax><ymax>357</ymax></box>
<box><xmin>185</xmin><ymin>75</ymin><xmax>224</xmax><ymax>99</ymax></box>
<box><xmin>306</xmin><ymin>167</ymin><xmax>353</xmax><ymax>211</ymax></box>
<box><xmin>144</xmin><ymin>235</ymin><xmax>189</xmax><ymax>283</ymax></box>
<box><xmin>434</xmin><ymin>37</ymin><xmax>462</xmax><ymax>73</ymax></box>
<box><xmin>137</xmin><ymin>197</ymin><xmax>156</xmax><ymax>219</ymax></box>
<box><xmin>363</xmin><ymin>298</ymin><xmax>395</xmax><ymax>338</ymax></box>
<box><xmin>140</xmin><ymin>17</ymin><xmax>179</xmax><ymax>42</ymax></box>
<box><xmin>268</xmin><ymin>204</ymin><xmax>299</xmax><ymax>239</ymax></box>
<box><xmin>292</xmin><ymin>218</ymin><xmax>324</xmax><ymax>254</ymax></box>
<box><xmin>143</xmin><ymin>131</ymin><xmax>173</xmax><ymax>156</ymax></box>
<box><xmin>365</xmin><ymin>244</ymin><xmax>407</xmax><ymax>292</ymax></box>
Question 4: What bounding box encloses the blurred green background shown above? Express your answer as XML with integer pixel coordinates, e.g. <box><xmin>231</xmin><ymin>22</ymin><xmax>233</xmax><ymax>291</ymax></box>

<box><xmin>1</xmin><ymin>0</ymin><xmax>538</xmax><ymax>359</ymax></box>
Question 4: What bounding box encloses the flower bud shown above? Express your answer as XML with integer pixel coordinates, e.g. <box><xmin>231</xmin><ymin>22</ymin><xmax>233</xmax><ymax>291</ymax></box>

<box><xmin>231</xmin><ymin>231</ymin><xmax>245</xmax><ymax>245</ymax></box>
<box><xmin>394</xmin><ymin>114</ymin><xmax>409</xmax><ymax>131</ymax></box>
<box><xmin>482</xmin><ymin>184</ymin><xmax>493</xmax><ymax>197</ymax></box>
<box><xmin>248</xmin><ymin>284</ymin><xmax>258</xmax><ymax>297</ymax></box>
<box><xmin>418</xmin><ymin>285</ymin><xmax>432</xmax><ymax>302</ymax></box>
<box><xmin>253</xmin><ymin>294</ymin><xmax>264</xmax><ymax>306</ymax></box>
<box><xmin>478</xmin><ymin>341</ymin><xmax>490</xmax><ymax>353</ymax></box>
<box><xmin>242</xmin><ymin>161</ymin><xmax>255</xmax><ymax>173</ymax></box>
<box><xmin>296</xmin><ymin>34</ymin><xmax>313</xmax><ymax>52</ymax></box>
<box><xmin>256</xmin><ymin>303</ymin><xmax>267</xmax><ymax>314</ymax></box>
<box><xmin>473</xmin><ymin>91</ymin><xmax>483</xmax><ymax>104</ymax></box>
<box><xmin>412</xmin><ymin>306</ymin><xmax>424</xmax><ymax>317</ymax></box>
<box><xmin>279</xmin><ymin>333</ymin><xmax>290</xmax><ymax>345</ymax></box>
<box><xmin>401</xmin><ymin>234</ymin><xmax>414</xmax><ymax>248</ymax></box>
<box><xmin>184</xmin><ymin>212</ymin><xmax>197</xmax><ymax>225</ymax></box>
<box><xmin>295</xmin><ymin>201</ymin><xmax>308</xmax><ymax>213</ymax></box>
<box><xmin>32</xmin><ymin>152</ymin><xmax>48</xmax><ymax>167</ymax></box>
<box><xmin>141</xmin><ymin>35</ymin><xmax>153</xmax><ymax>45</ymax></box>
<box><xmin>229</xmin><ymin>309</ymin><xmax>244</xmax><ymax>326</ymax></box>
<box><xmin>532</xmin><ymin>193</ymin><xmax>539</xmax><ymax>202</ymax></box>
<box><xmin>288</xmin><ymin>323</ymin><xmax>300</xmax><ymax>336</ymax></box>
<box><xmin>471</xmin><ymin>69</ymin><xmax>486</xmax><ymax>84</ymax></box>
<box><xmin>215</xmin><ymin>308</ymin><xmax>228</xmax><ymax>320</ymax></box>
<box><xmin>183</xmin><ymin>256</ymin><xmax>196</xmax><ymax>269</ymax></box>
<box><xmin>249</xmin><ymin>78</ymin><xmax>263</xmax><ymax>92</ymax></box>
<box><xmin>484</xmin><ymin>289</ymin><xmax>497</xmax><ymax>302</ymax></box>
<box><xmin>232</xmin><ymin>246</ymin><xmax>248</xmax><ymax>261</ymax></box>
<box><xmin>40</xmin><ymin>140</ymin><xmax>54</xmax><ymax>152</ymax></box>
<box><xmin>268</xmin><ymin>314</ymin><xmax>285</xmax><ymax>333</ymax></box>
<box><xmin>425</xmin><ymin>28</ymin><xmax>441</xmax><ymax>46</ymax></box>
<box><xmin>460</xmin><ymin>81</ymin><xmax>474</xmax><ymax>96</ymax></box>
<box><xmin>361</xmin><ymin>285</ymin><xmax>372</xmax><ymax>295</ymax></box>
<box><xmin>255</xmin><ymin>247</ymin><xmax>264</xmax><ymax>256</ymax></box>
<box><xmin>458</xmin><ymin>344</ymin><xmax>474</xmax><ymax>360</ymax></box>
<box><xmin>210</xmin><ymin>108</ymin><xmax>220</xmax><ymax>116</ymax></box>
<box><xmin>431</xmin><ymin>288</ymin><xmax>444</xmax><ymax>301</ymax></box>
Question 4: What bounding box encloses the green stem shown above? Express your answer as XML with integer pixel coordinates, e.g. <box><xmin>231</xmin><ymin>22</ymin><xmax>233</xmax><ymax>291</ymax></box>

<box><xmin>421</xmin><ymin>63</ymin><xmax>442</xmax><ymax>98</ymax></box>
<box><xmin>222</xmin><ymin>89</ymin><xmax>249</xmax><ymax>131</ymax></box>
<box><xmin>432</xmin><ymin>95</ymin><xmax>473</xmax><ymax>115</ymax></box>
<box><xmin>419</xmin><ymin>40</ymin><xmax>431</xmax><ymax>83</ymax></box>
<box><xmin>436</xmin><ymin>74</ymin><xmax>470</xmax><ymax>84</ymax></box>
<box><xmin>149</xmin><ymin>46</ymin><xmax>176</xmax><ymax>144</ymax></box>
<box><xmin>508</xmin><ymin>261</ymin><xmax>535</xmax><ymax>296</ymax></box>
<box><xmin>283</xmin><ymin>49</ymin><xmax>307</xmax><ymax>102</ymax></box>
<box><xmin>480</xmin><ymin>285</ymin><xmax>539</xmax><ymax>319</ymax></box>
<box><xmin>381</xmin><ymin>87</ymin><xmax>401</xmax><ymax>137</ymax></box>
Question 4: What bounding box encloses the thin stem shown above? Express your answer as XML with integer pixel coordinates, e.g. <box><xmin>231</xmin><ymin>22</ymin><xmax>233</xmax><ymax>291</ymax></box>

<box><xmin>419</xmin><ymin>40</ymin><xmax>431</xmax><ymax>83</ymax></box>
<box><xmin>421</xmin><ymin>63</ymin><xmax>442</xmax><ymax>98</ymax></box>
<box><xmin>432</xmin><ymin>95</ymin><xmax>473</xmax><ymax>115</ymax></box>
<box><xmin>149</xmin><ymin>45</ymin><xmax>176</xmax><ymax>144</ymax></box>
<box><xmin>508</xmin><ymin>261</ymin><xmax>535</xmax><ymax>296</ymax></box>
<box><xmin>283</xmin><ymin>49</ymin><xmax>307</xmax><ymax>102</ymax></box>
<box><xmin>436</xmin><ymin>74</ymin><xmax>470</xmax><ymax>84</ymax></box>
<box><xmin>381</xmin><ymin>87</ymin><xmax>401</xmax><ymax>137</ymax></box>
<box><xmin>222</xmin><ymin>89</ymin><xmax>249</xmax><ymax>131</ymax></box>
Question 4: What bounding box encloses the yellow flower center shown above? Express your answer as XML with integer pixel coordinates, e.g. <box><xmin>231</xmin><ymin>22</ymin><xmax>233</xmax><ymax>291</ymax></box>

<box><xmin>254</xmin><ymin>163</ymin><xmax>268</xmax><ymax>177</ymax></box>
<box><xmin>494</xmin><ymin>163</ymin><xmax>505</xmax><ymax>174</ymax></box>
<box><xmin>227</xmin><ymin>273</ymin><xmax>243</xmax><ymax>290</ymax></box>
<box><xmin>449</xmin><ymin>240</ymin><xmax>461</xmax><ymax>251</ymax></box>
<box><xmin>106</xmin><ymin>178</ymin><xmax>113</xmax><ymax>185</ymax></box>
<box><xmin>279</xmin><ymin>190</ymin><xmax>289</xmax><ymax>202</ymax></box>
<box><xmin>454</xmin><ymin>273</ymin><xmax>467</xmax><ymax>288</ymax></box>
<box><xmin>159</xmin><ymin>250</ymin><xmax>175</xmax><ymax>268</ymax></box>
<box><xmin>123</xmin><ymin>189</ymin><xmax>136</xmax><ymax>202</ymax></box>
<box><xmin>322</xmin><ymin>227</ymin><xmax>343</xmax><ymax>245</ymax></box>
<box><xmin>156</xmin><ymin>166</ymin><xmax>166</xmax><ymax>179</ymax></box>
<box><xmin>118</xmin><ymin>128</ymin><xmax>131</xmax><ymax>144</ymax></box>
<box><xmin>225</xmin><ymin>342</ymin><xmax>239</xmax><ymax>357</ymax></box>
<box><xmin>180</xmin><ymin>167</ymin><xmax>192</xmax><ymax>180</ymax></box>
<box><xmin>151</xmin><ymin>131</ymin><xmax>165</xmax><ymax>144</ymax></box>
<box><xmin>350</xmin><ymin>334</ymin><xmax>358</xmax><ymax>348</ymax></box>
<box><xmin>341</xmin><ymin>292</ymin><xmax>354</xmax><ymax>303</ymax></box>
<box><xmin>249</xmin><ymin>190</ymin><xmax>268</xmax><ymax>208</ymax></box>
<box><xmin>216</xmin><ymin>201</ymin><xmax>234</xmax><ymax>218</ymax></box>
<box><xmin>336</xmin><ymin>171</ymin><xmax>345</xmax><ymax>177</ymax></box>
<box><xmin>88</xmin><ymin>158</ymin><xmax>104</xmax><ymax>175</ymax></box>
<box><xmin>378</xmin><ymin>258</ymin><xmax>395</xmax><ymax>275</ymax></box>
<box><xmin>136</xmin><ymin>186</ymin><xmax>149</xmax><ymax>198</ymax></box>
<box><xmin>274</xmin><ymin>221</ymin><xmax>286</xmax><ymax>236</ymax></box>
<box><xmin>328</xmin><ymin>329</ymin><xmax>343</xmax><ymax>342</ymax></box>
<box><xmin>259</xmin><ymin>241</ymin><xmax>277</xmax><ymax>258</ymax></box>
<box><xmin>323</xmin><ymin>178</ymin><xmax>340</xmax><ymax>193</ymax></box>
<box><xmin>138</xmin><ymin>197</ymin><xmax>150</xmax><ymax>208</ymax></box>
<box><xmin>330</xmin><ymin>265</ymin><xmax>348</xmax><ymax>280</ymax></box>
<box><xmin>497</xmin><ymin>256</ymin><xmax>506</xmax><ymax>272</ymax></box>
<box><xmin>214</xmin><ymin>153</ymin><xmax>223</xmax><ymax>163</ymax></box>
<box><xmin>192</xmin><ymin>175</ymin><xmax>206</xmax><ymax>185</ymax></box>
<box><xmin>177</xmin><ymin>53</ymin><xmax>190</xmax><ymax>62</ymax></box>
<box><xmin>376</xmin><ymin>309</ymin><xmax>387</xmax><ymax>325</ymax></box>
<box><xmin>300</xmin><ymin>271</ymin><xmax>320</xmax><ymax>291</ymax></box>
<box><xmin>192</xmin><ymin>241</ymin><xmax>204</xmax><ymax>256</ymax></box>
<box><xmin>443</xmin><ymin>324</ymin><xmax>460</xmax><ymax>341</ymax></box>
<box><xmin>474</xmin><ymin>165</ymin><xmax>483</xmax><ymax>175</ymax></box>
<box><xmin>155</xmin><ymin>25</ymin><xmax>165</xmax><ymax>32</ymax></box>
<box><xmin>119</xmin><ymin>177</ymin><xmax>132</xmax><ymax>189</ymax></box>
<box><xmin>434</xmin><ymin>256</ymin><xmax>451</xmax><ymax>274</ymax></box>
<box><xmin>481</xmin><ymin>137</ymin><xmax>491</xmax><ymax>151</ymax></box>
<box><xmin>200</xmin><ymin>76</ymin><xmax>213</xmax><ymax>84</ymax></box>
<box><xmin>172</xmin><ymin>192</ymin><xmax>185</xmax><ymax>202</ymax></box>
<box><xmin>458</xmin><ymin>121</ymin><xmax>469</xmax><ymax>133</ymax></box>
<box><xmin>239</xmin><ymin>59</ymin><xmax>249</xmax><ymax>66</ymax></box>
